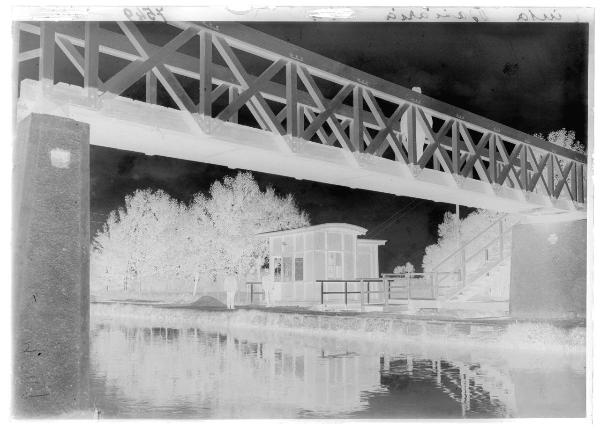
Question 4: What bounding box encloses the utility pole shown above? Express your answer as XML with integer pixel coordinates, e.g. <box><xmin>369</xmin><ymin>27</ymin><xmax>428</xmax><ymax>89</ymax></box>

<box><xmin>455</xmin><ymin>204</ymin><xmax>461</xmax><ymax>247</ymax></box>
<box><xmin>456</xmin><ymin>204</ymin><xmax>464</xmax><ymax>285</ymax></box>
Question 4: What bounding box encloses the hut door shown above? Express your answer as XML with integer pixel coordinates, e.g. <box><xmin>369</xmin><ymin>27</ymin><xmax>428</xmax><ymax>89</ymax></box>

<box><xmin>272</xmin><ymin>257</ymin><xmax>282</xmax><ymax>301</ymax></box>
<box><xmin>281</xmin><ymin>257</ymin><xmax>293</xmax><ymax>300</ymax></box>
<box><xmin>357</xmin><ymin>251</ymin><xmax>372</xmax><ymax>278</ymax></box>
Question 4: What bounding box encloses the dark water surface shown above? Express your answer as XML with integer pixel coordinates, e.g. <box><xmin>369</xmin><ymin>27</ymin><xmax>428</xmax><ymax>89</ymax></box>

<box><xmin>90</xmin><ymin>320</ymin><xmax>585</xmax><ymax>419</ymax></box>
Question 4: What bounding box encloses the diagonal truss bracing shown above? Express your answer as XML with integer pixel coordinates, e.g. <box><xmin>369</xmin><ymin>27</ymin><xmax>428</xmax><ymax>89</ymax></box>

<box><xmin>16</xmin><ymin>20</ymin><xmax>587</xmax><ymax>208</ymax></box>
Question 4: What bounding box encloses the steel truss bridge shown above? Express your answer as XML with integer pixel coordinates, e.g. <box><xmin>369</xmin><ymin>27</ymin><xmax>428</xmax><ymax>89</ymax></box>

<box><xmin>15</xmin><ymin>21</ymin><xmax>587</xmax><ymax>215</ymax></box>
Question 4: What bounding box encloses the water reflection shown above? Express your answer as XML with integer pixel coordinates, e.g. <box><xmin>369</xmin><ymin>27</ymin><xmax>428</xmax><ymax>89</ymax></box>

<box><xmin>90</xmin><ymin>322</ymin><xmax>585</xmax><ymax>419</ymax></box>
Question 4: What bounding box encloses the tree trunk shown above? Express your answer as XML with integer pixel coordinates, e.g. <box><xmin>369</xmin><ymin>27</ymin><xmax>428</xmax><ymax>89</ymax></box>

<box><xmin>239</xmin><ymin>273</ymin><xmax>247</xmax><ymax>304</ymax></box>
<box><xmin>193</xmin><ymin>273</ymin><xmax>199</xmax><ymax>296</ymax></box>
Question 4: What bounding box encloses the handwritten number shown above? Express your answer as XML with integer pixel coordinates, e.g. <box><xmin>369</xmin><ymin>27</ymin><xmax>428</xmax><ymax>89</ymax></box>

<box><xmin>143</xmin><ymin>7</ymin><xmax>156</xmax><ymax>21</ymax></box>
<box><xmin>123</xmin><ymin>7</ymin><xmax>167</xmax><ymax>23</ymax></box>
<box><xmin>155</xmin><ymin>8</ymin><xmax>166</xmax><ymax>22</ymax></box>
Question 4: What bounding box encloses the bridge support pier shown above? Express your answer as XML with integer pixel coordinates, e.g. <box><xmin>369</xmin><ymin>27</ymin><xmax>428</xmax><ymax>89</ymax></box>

<box><xmin>14</xmin><ymin>113</ymin><xmax>91</xmax><ymax>416</ymax></box>
<box><xmin>509</xmin><ymin>217</ymin><xmax>586</xmax><ymax>320</ymax></box>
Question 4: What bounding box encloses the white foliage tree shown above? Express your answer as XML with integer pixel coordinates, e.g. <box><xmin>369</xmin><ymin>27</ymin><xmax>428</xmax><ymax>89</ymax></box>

<box><xmin>91</xmin><ymin>189</ymin><xmax>183</xmax><ymax>293</ymax></box>
<box><xmin>176</xmin><ymin>194</ymin><xmax>216</xmax><ymax>296</ymax></box>
<box><xmin>91</xmin><ymin>172</ymin><xmax>309</xmax><ymax>296</ymax></box>
<box><xmin>203</xmin><ymin>172</ymin><xmax>309</xmax><ymax>280</ymax></box>
<box><xmin>393</xmin><ymin>262</ymin><xmax>415</xmax><ymax>274</ymax></box>
<box><xmin>90</xmin><ymin>211</ymin><xmax>130</xmax><ymax>292</ymax></box>
<box><xmin>534</xmin><ymin>128</ymin><xmax>585</xmax><ymax>155</ymax></box>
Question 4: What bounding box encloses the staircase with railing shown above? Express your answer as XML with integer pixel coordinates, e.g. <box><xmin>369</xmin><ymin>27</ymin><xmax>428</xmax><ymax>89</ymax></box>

<box><xmin>430</xmin><ymin>214</ymin><xmax>519</xmax><ymax>311</ymax></box>
<box><xmin>376</xmin><ymin>214</ymin><xmax>519</xmax><ymax>314</ymax></box>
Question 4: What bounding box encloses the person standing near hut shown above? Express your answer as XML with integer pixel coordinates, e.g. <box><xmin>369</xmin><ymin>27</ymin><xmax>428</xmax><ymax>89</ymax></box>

<box><xmin>261</xmin><ymin>268</ymin><xmax>275</xmax><ymax>307</ymax></box>
<box><xmin>224</xmin><ymin>273</ymin><xmax>238</xmax><ymax>310</ymax></box>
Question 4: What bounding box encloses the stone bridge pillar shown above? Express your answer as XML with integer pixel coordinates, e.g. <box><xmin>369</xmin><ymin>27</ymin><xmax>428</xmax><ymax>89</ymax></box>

<box><xmin>509</xmin><ymin>217</ymin><xmax>587</xmax><ymax>320</ymax></box>
<box><xmin>14</xmin><ymin>113</ymin><xmax>91</xmax><ymax>417</ymax></box>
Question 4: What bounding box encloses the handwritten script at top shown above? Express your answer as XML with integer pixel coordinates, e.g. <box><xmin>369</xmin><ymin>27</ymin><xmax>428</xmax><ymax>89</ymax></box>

<box><xmin>516</xmin><ymin>9</ymin><xmax>562</xmax><ymax>22</ymax></box>
<box><xmin>386</xmin><ymin>8</ymin><xmax>489</xmax><ymax>22</ymax></box>
<box><xmin>385</xmin><ymin>8</ymin><xmax>563</xmax><ymax>23</ymax></box>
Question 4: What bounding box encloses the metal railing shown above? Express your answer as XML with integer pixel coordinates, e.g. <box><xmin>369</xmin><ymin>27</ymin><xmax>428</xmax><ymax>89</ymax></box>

<box><xmin>429</xmin><ymin>215</ymin><xmax>519</xmax><ymax>299</ymax></box>
<box><xmin>382</xmin><ymin>273</ymin><xmax>438</xmax><ymax>302</ymax></box>
<box><xmin>380</xmin><ymin>272</ymin><xmax>460</xmax><ymax>304</ymax></box>
<box><xmin>318</xmin><ymin>275</ymin><xmax>459</xmax><ymax>310</ymax></box>
<box><xmin>318</xmin><ymin>278</ymin><xmax>384</xmax><ymax>310</ymax></box>
<box><xmin>245</xmin><ymin>281</ymin><xmax>264</xmax><ymax>305</ymax></box>
<box><xmin>16</xmin><ymin>21</ymin><xmax>586</xmax><ymax>207</ymax></box>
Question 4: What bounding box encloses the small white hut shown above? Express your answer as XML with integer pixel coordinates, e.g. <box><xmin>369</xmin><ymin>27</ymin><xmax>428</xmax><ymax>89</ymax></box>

<box><xmin>257</xmin><ymin>223</ymin><xmax>386</xmax><ymax>305</ymax></box>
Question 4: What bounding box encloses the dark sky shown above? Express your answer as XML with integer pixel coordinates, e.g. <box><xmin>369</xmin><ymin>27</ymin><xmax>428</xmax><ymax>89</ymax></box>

<box><xmin>21</xmin><ymin>21</ymin><xmax>588</xmax><ymax>272</ymax></box>
<box><xmin>91</xmin><ymin>147</ymin><xmax>456</xmax><ymax>272</ymax></box>
<box><xmin>245</xmin><ymin>22</ymin><xmax>588</xmax><ymax>141</ymax></box>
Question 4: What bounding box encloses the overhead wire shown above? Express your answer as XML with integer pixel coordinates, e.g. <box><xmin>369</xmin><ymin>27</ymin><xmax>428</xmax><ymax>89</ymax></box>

<box><xmin>366</xmin><ymin>199</ymin><xmax>425</xmax><ymax>238</ymax></box>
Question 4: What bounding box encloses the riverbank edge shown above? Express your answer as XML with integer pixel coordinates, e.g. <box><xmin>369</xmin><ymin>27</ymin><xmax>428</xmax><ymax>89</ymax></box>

<box><xmin>91</xmin><ymin>302</ymin><xmax>585</xmax><ymax>354</ymax></box>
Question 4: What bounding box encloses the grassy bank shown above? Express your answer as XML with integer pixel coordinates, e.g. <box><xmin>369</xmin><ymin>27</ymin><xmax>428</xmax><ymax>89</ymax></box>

<box><xmin>91</xmin><ymin>291</ymin><xmax>197</xmax><ymax>305</ymax></box>
<box><xmin>91</xmin><ymin>302</ymin><xmax>585</xmax><ymax>356</ymax></box>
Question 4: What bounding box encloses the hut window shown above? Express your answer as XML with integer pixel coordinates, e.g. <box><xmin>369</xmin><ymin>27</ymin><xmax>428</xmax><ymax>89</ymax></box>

<box><xmin>327</xmin><ymin>232</ymin><xmax>342</xmax><ymax>251</ymax></box>
<box><xmin>273</xmin><ymin>257</ymin><xmax>282</xmax><ymax>281</ymax></box>
<box><xmin>283</xmin><ymin>257</ymin><xmax>293</xmax><ymax>282</ymax></box>
<box><xmin>327</xmin><ymin>251</ymin><xmax>343</xmax><ymax>279</ymax></box>
<box><xmin>294</xmin><ymin>257</ymin><xmax>304</xmax><ymax>281</ymax></box>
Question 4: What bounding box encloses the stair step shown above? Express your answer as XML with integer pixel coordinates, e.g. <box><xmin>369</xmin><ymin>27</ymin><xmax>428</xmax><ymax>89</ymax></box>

<box><xmin>383</xmin><ymin>305</ymin><xmax>409</xmax><ymax>313</ymax></box>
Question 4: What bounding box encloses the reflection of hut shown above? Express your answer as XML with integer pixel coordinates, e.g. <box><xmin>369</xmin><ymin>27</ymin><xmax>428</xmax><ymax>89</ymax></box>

<box><xmin>257</xmin><ymin>223</ymin><xmax>386</xmax><ymax>304</ymax></box>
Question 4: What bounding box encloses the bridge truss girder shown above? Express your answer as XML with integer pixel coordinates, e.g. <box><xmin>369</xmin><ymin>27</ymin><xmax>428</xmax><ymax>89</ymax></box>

<box><xmin>15</xmin><ymin>20</ymin><xmax>587</xmax><ymax>212</ymax></box>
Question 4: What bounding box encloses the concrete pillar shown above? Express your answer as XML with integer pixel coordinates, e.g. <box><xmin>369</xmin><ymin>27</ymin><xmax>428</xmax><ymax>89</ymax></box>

<box><xmin>509</xmin><ymin>218</ymin><xmax>586</xmax><ymax>319</ymax></box>
<box><xmin>14</xmin><ymin>113</ymin><xmax>90</xmax><ymax>417</ymax></box>
<box><xmin>509</xmin><ymin>367</ymin><xmax>585</xmax><ymax>417</ymax></box>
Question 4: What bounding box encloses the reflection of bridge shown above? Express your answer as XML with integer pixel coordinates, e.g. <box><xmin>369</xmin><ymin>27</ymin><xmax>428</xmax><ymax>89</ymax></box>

<box><xmin>90</xmin><ymin>323</ymin><xmax>517</xmax><ymax>417</ymax></box>
<box><xmin>16</xmin><ymin>21</ymin><xmax>586</xmax><ymax>214</ymax></box>
<box><xmin>379</xmin><ymin>354</ymin><xmax>515</xmax><ymax>417</ymax></box>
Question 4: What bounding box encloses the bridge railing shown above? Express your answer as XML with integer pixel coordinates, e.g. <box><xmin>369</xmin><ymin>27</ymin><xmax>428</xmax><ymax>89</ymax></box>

<box><xmin>319</xmin><ymin>275</ymin><xmax>459</xmax><ymax>309</ymax></box>
<box><xmin>382</xmin><ymin>273</ymin><xmax>438</xmax><ymax>301</ymax></box>
<box><xmin>16</xmin><ymin>21</ymin><xmax>586</xmax><ymax>206</ymax></box>
<box><xmin>318</xmin><ymin>278</ymin><xmax>384</xmax><ymax>309</ymax></box>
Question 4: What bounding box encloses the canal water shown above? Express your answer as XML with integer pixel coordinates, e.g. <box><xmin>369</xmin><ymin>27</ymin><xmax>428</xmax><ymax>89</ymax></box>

<box><xmin>89</xmin><ymin>318</ymin><xmax>586</xmax><ymax>419</ymax></box>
